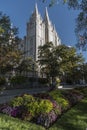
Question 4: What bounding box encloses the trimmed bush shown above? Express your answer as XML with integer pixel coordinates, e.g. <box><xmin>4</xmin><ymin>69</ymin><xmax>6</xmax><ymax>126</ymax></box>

<box><xmin>38</xmin><ymin>78</ymin><xmax>48</xmax><ymax>85</ymax></box>
<box><xmin>10</xmin><ymin>94</ymin><xmax>35</xmax><ymax>107</ymax></box>
<box><xmin>49</xmin><ymin>90</ymin><xmax>69</xmax><ymax>111</ymax></box>
<box><xmin>10</xmin><ymin>97</ymin><xmax>23</xmax><ymax>107</ymax></box>
<box><xmin>54</xmin><ymin>97</ymin><xmax>69</xmax><ymax>111</ymax></box>
<box><xmin>10</xmin><ymin>76</ymin><xmax>27</xmax><ymax>84</ymax></box>
<box><xmin>49</xmin><ymin>90</ymin><xmax>63</xmax><ymax>98</ymax></box>
<box><xmin>0</xmin><ymin>77</ymin><xmax>6</xmax><ymax>86</ymax></box>
<box><xmin>39</xmin><ymin>99</ymin><xmax>53</xmax><ymax>114</ymax></box>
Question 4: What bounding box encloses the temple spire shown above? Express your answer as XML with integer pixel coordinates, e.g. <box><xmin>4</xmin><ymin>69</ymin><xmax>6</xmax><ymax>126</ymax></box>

<box><xmin>34</xmin><ymin>3</ymin><xmax>38</xmax><ymax>15</ymax></box>
<box><xmin>44</xmin><ymin>7</ymin><xmax>50</xmax><ymax>23</ymax></box>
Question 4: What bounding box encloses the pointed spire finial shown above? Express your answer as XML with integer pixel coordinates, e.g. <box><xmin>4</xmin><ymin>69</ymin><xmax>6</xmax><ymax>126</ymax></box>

<box><xmin>34</xmin><ymin>3</ymin><xmax>38</xmax><ymax>15</ymax></box>
<box><xmin>44</xmin><ymin>7</ymin><xmax>49</xmax><ymax>22</ymax></box>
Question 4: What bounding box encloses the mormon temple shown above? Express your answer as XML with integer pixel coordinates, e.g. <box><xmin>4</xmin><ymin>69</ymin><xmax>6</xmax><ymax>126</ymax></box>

<box><xmin>22</xmin><ymin>4</ymin><xmax>61</xmax><ymax>61</ymax></box>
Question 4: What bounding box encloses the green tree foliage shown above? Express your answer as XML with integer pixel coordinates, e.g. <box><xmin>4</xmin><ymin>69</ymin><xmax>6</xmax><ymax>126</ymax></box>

<box><xmin>38</xmin><ymin>42</ymin><xmax>61</xmax><ymax>84</ymax></box>
<box><xmin>0</xmin><ymin>12</ymin><xmax>37</xmax><ymax>80</ymax></box>
<box><xmin>0</xmin><ymin>12</ymin><xmax>19</xmax><ymax>45</ymax></box>
<box><xmin>0</xmin><ymin>12</ymin><xmax>21</xmax><ymax>75</ymax></box>
<box><xmin>74</xmin><ymin>0</ymin><xmax>87</xmax><ymax>50</ymax></box>
<box><xmin>56</xmin><ymin>44</ymin><xmax>84</xmax><ymax>73</ymax></box>
<box><xmin>40</xmin><ymin>0</ymin><xmax>78</xmax><ymax>7</ymax></box>
<box><xmin>38</xmin><ymin>42</ymin><xmax>84</xmax><ymax>85</ymax></box>
<box><xmin>16</xmin><ymin>57</ymin><xmax>36</xmax><ymax>74</ymax></box>
<box><xmin>55</xmin><ymin>44</ymin><xmax>84</xmax><ymax>84</ymax></box>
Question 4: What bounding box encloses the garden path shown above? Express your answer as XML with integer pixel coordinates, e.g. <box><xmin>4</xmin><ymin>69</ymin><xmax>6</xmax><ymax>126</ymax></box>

<box><xmin>0</xmin><ymin>87</ymin><xmax>50</xmax><ymax>104</ymax></box>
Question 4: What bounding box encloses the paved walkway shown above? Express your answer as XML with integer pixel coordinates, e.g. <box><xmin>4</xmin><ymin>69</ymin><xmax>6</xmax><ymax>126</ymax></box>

<box><xmin>0</xmin><ymin>87</ymin><xmax>50</xmax><ymax>104</ymax></box>
<box><xmin>0</xmin><ymin>84</ymin><xmax>86</xmax><ymax>104</ymax></box>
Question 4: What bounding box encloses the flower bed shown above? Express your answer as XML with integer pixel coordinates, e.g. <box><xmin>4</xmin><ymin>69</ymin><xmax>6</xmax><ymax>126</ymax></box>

<box><xmin>0</xmin><ymin>89</ymin><xmax>84</xmax><ymax>128</ymax></box>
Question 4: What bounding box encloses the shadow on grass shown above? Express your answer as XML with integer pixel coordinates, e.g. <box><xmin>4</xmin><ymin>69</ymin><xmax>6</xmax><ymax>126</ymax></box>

<box><xmin>0</xmin><ymin>127</ymin><xmax>9</xmax><ymax>130</ymax></box>
<box><xmin>0</xmin><ymin>113</ymin><xmax>45</xmax><ymax>130</ymax></box>
<box><xmin>49</xmin><ymin>98</ymin><xmax>87</xmax><ymax>130</ymax></box>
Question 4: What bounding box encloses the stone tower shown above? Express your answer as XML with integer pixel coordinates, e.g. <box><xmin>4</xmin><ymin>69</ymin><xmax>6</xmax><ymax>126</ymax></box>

<box><xmin>25</xmin><ymin>4</ymin><xmax>61</xmax><ymax>61</ymax></box>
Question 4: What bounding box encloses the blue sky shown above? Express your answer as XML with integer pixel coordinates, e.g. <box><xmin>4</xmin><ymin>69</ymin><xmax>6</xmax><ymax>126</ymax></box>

<box><xmin>0</xmin><ymin>0</ymin><xmax>86</xmax><ymax>60</ymax></box>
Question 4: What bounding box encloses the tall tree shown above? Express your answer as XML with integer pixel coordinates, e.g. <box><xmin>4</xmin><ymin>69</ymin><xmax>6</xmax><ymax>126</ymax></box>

<box><xmin>0</xmin><ymin>12</ymin><xmax>21</xmax><ymax>76</ymax></box>
<box><xmin>38</xmin><ymin>42</ymin><xmax>61</xmax><ymax>85</ymax></box>
<box><xmin>38</xmin><ymin>42</ymin><xmax>84</xmax><ymax>86</ymax></box>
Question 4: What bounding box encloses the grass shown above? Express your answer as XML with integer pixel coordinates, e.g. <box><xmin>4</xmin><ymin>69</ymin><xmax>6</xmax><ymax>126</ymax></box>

<box><xmin>49</xmin><ymin>97</ymin><xmax>87</xmax><ymax>130</ymax></box>
<box><xmin>0</xmin><ymin>113</ymin><xmax>45</xmax><ymax>130</ymax></box>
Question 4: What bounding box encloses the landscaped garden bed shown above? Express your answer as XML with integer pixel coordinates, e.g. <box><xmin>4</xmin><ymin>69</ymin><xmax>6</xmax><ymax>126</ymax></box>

<box><xmin>49</xmin><ymin>97</ymin><xmax>87</xmax><ymax>130</ymax></box>
<box><xmin>0</xmin><ymin>87</ymin><xmax>85</xmax><ymax>129</ymax></box>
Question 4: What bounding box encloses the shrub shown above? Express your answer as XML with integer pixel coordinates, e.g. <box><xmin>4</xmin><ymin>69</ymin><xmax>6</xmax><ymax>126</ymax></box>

<box><xmin>28</xmin><ymin>77</ymin><xmax>37</xmax><ymax>82</ymax></box>
<box><xmin>51</xmin><ymin>100</ymin><xmax>61</xmax><ymax>115</ymax></box>
<box><xmin>10</xmin><ymin>76</ymin><xmax>26</xmax><ymax>84</ymax></box>
<box><xmin>33</xmin><ymin>93</ymin><xmax>52</xmax><ymax>100</ymax></box>
<box><xmin>49</xmin><ymin>90</ymin><xmax>69</xmax><ymax>111</ymax></box>
<box><xmin>11</xmin><ymin>107</ymin><xmax>22</xmax><ymax>117</ymax></box>
<box><xmin>26</xmin><ymin>99</ymin><xmax>53</xmax><ymax>116</ymax></box>
<box><xmin>56</xmin><ymin>78</ymin><xmax>61</xmax><ymax>86</ymax></box>
<box><xmin>49</xmin><ymin>90</ymin><xmax>62</xmax><ymax>98</ymax></box>
<box><xmin>22</xmin><ymin>111</ymin><xmax>33</xmax><ymax>121</ymax></box>
<box><xmin>10</xmin><ymin>97</ymin><xmax>23</xmax><ymax>107</ymax></box>
<box><xmin>22</xmin><ymin>94</ymin><xmax>35</xmax><ymax>105</ymax></box>
<box><xmin>55</xmin><ymin>97</ymin><xmax>69</xmax><ymax>111</ymax></box>
<box><xmin>0</xmin><ymin>77</ymin><xmax>6</xmax><ymax>86</ymax></box>
<box><xmin>37</xmin><ymin>110</ymin><xmax>58</xmax><ymax>128</ymax></box>
<box><xmin>1</xmin><ymin>106</ymin><xmax>13</xmax><ymax>115</ymax></box>
<box><xmin>26</xmin><ymin>100</ymin><xmax>39</xmax><ymax>117</ymax></box>
<box><xmin>38</xmin><ymin>78</ymin><xmax>48</xmax><ymax>85</ymax></box>
<box><xmin>63</xmin><ymin>90</ymin><xmax>83</xmax><ymax>106</ymax></box>
<box><xmin>0</xmin><ymin>105</ymin><xmax>20</xmax><ymax>117</ymax></box>
<box><xmin>50</xmin><ymin>95</ymin><xmax>69</xmax><ymax>111</ymax></box>
<box><xmin>10</xmin><ymin>94</ymin><xmax>35</xmax><ymax>107</ymax></box>
<box><xmin>39</xmin><ymin>99</ymin><xmax>53</xmax><ymax>114</ymax></box>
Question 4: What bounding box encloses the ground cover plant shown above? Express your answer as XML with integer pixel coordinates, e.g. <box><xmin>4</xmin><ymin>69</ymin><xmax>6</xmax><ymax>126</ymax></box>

<box><xmin>0</xmin><ymin>87</ymin><xmax>84</xmax><ymax>129</ymax></box>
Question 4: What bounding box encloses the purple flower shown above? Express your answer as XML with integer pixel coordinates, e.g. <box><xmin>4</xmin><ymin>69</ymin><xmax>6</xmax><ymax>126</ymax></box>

<box><xmin>2</xmin><ymin>106</ymin><xmax>13</xmax><ymax>115</ymax></box>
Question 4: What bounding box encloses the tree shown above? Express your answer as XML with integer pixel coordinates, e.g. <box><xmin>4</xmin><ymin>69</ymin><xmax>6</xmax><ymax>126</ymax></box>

<box><xmin>68</xmin><ymin>62</ymin><xmax>87</xmax><ymax>84</ymax></box>
<box><xmin>16</xmin><ymin>57</ymin><xmax>37</xmax><ymax>75</ymax></box>
<box><xmin>55</xmin><ymin>44</ymin><xmax>84</xmax><ymax>84</ymax></box>
<box><xmin>38</xmin><ymin>42</ymin><xmax>84</xmax><ymax>87</ymax></box>
<box><xmin>40</xmin><ymin>0</ymin><xmax>79</xmax><ymax>8</ymax></box>
<box><xmin>0</xmin><ymin>12</ymin><xmax>21</xmax><ymax>78</ymax></box>
<box><xmin>38</xmin><ymin>42</ymin><xmax>61</xmax><ymax>86</ymax></box>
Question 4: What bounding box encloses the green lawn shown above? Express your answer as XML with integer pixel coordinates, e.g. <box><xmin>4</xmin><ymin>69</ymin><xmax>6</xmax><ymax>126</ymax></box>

<box><xmin>0</xmin><ymin>113</ymin><xmax>45</xmax><ymax>130</ymax></box>
<box><xmin>49</xmin><ymin>98</ymin><xmax>87</xmax><ymax>130</ymax></box>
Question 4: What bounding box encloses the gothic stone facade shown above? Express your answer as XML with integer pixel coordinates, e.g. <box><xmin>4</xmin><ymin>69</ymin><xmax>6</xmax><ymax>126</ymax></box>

<box><xmin>24</xmin><ymin>4</ymin><xmax>61</xmax><ymax>61</ymax></box>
